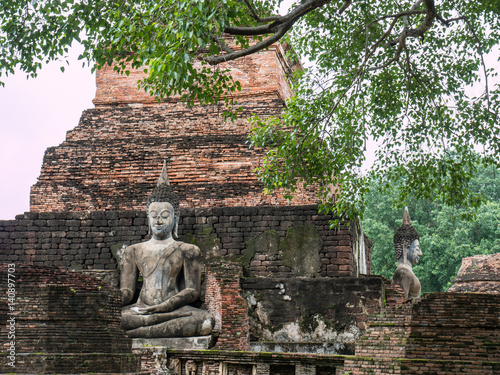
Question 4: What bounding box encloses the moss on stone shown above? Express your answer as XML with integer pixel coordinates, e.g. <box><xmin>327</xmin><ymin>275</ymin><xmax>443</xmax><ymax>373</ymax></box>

<box><xmin>183</xmin><ymin>232</ymin><xmax>199</xmax><ymax>246</ymax></box>
<box><xmin>239</xmin><ymin>230</ymin><xmax>280</xmax><ymax>269</ymax></box>
<box><xmin>183</xmin><ymin>227</ymin><xmax>221</xmax><ymax>259</ymax></box>
<box><xmin>110</xmin><ymin>243</ymin><xmax>125</xmax><ymax>263</ymax></box>
<box><xmin>280</xmin><ymin>225</ymin><xmax>323</xmax><ymax>277</ymax></box>
<box><xmin>299</xmin><ymin>313</ymin><xmax>320</xmax><ymax>333</ymax></box>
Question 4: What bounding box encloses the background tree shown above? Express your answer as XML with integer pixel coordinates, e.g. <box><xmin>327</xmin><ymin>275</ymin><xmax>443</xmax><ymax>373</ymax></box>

<box><xmin>363</xmin><ymin>160</ymin><xmax>500</xmax><ymax>292</ymax></box>
<box><xmin>1</xmin><ymin>0</ymin><xmax>499</xmax><ymax>220</ymax></box>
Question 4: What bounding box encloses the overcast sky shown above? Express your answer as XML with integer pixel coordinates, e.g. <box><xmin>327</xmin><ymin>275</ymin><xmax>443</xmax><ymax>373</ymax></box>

<box><xmin>0</xmin><ymin>46</ymin><xmax>95</xmax><ymax>219</ymax></box>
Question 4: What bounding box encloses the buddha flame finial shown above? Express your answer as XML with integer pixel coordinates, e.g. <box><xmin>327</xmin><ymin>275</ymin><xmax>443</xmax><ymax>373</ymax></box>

<box><xmin>157</xmin><ymin>160</ymin><xmax>170</xmax><ymax>187</ymax></box>
<box><xmin>146</xmin><ymin>160</ymin><xmax>179</xmax><ymax>213</ymax></box>
<box><xmin>402</xmin><ymin>206</ymin><xmax>412</xmax><ymax>225</ymax></box>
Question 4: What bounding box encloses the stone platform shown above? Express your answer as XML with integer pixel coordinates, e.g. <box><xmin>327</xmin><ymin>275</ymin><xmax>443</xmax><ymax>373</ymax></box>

<box><xmin>132</xmin><ymin>336</ymin><xmax>213</xmax><ymax>350</ymax></box>
<box><xmin>250</xmin><ymin>341</ymin><xmax>354</xmax><ymax>355</ymax></box>
<box><xmin>132</xmin><ymin>336</ymin><xmax>214</xmax><ymax>374</ymax></box>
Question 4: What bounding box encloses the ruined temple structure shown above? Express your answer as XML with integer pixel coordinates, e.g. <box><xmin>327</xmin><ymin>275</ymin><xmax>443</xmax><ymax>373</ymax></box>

<box><xmin>449</xmin><ymin>253</ymin><xmax>500</xmax><ymax>294</ymax></box>
<box><xmin>1</xmin><ymin>42</ymin><xmax>499</xmax><ymax>374</ymax></box>
<box><xmin>1</xmin><ymin>42</ymin><xmax>376</xmax><ymax>374</ymax></box>
<box><xmin>18</xmin><ymin>41</ymin><xmax>372</xmax><ymax>282</ymax></box>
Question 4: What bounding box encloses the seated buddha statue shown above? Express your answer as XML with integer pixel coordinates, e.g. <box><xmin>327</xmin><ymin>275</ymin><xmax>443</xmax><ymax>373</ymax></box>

<box><xmin>120</xmin><ymin>164</ymin><xmax>214</xmax><ymax>338</ymax></box>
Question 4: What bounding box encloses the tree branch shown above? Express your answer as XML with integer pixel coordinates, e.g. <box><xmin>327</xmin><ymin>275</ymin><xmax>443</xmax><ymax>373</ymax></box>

<box><xmin>201</xmin><ymin>21</ymin><xmax>294</xmax><ymax>65</ymax></box>
<box><xmin>362</xmin><ymin>15</ymin><xmax>401</xmax><ymax>70</ymax></box>
<box><xmin>461</xmin><ymin>16</ymin><xmax>491</xmax><ymax>110</ymax></box>
<box><xmin>367</xmin><ymin>42</ymin><xmax>404</xmax><ymax>71</ymax></box>
<box><xmin>338</xmin><ymin>0</ymin><xmax>352</xmax><ymax>15</ymax></box>
<box><xmin>406</xmin><ymin>56</ymin><xmax>445</xmax><ymax>130</ymax></box>
<box><xmin>224</xmin><ymin>0</ymin><xmax>332</xmax><ymax>36</ymax></box>
<box><xmin>242</xmin><ymin>0</ymin><xmax>282</xmax><ymax>23</ymax></box>
<box><xmin>210</xmin><ymin>35</ymin><xmax>234</xmax><ymax>54</ymax></box>
<box><xmin>224</xmin><ymin>23</ymin><xmax>280</xmax><ymax>36</ymax></box>
<box><xmin>401</xmin><ymin>44</ymin><xmax>412</xmax><ymax>117</ymax></box>
<box><xmin>200</xmin><ymin>0</ymin><xmax>334</xmax><ymax>65</ymax></box>
<box><xmin>366</xmin><ymin>10</ymin><xmax>426</xmax><ymax>31</ymax></box>
<box><xmin>403</xmin><ymin>0</ymin><xmax>424</xmax><ymax>29</ymax></box>
<box><xmin>387</xmin><ymin>0</ymin><xmax>437</xmax><ymax>46</ymax></box>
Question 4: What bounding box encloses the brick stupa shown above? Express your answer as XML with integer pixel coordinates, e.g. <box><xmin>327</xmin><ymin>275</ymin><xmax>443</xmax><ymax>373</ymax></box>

<box><xmin>449</xmin><ymin>253</ymin><xmax>500</xmax><ymax>294</ymax></box>
<box><xmin>30</xmin><ymin>44</ymin><xmax>316</xmax><ymax>212</ymax></box>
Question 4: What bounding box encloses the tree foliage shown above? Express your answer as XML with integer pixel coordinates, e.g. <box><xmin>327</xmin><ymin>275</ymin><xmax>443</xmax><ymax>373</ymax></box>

<box><xmin>1</xmin><ymin>0</ymin><xmax>499</xmax><ymax>219</ymax></box>
<box><xmin>363</xmin><ymin>161</ymin><xmax>500</xmax><ymax>292</ymax></box>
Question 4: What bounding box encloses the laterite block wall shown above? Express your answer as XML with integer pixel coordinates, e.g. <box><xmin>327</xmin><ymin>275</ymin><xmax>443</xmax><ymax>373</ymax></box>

<box><xmin>0</xmin><ymin>206</ymin><xmax>371</xmax><ymax>278</ymax></box>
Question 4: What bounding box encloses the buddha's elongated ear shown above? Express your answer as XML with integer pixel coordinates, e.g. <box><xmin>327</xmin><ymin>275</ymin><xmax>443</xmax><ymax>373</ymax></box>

<box><xmin>173</xmin><ymin>213</ymin><xmax>179</xmax><ymax>239</ymax></box>
<box><xmin>402</xmin><ymin>242</ymin><xmax>408</xmax><ymax>264</ymax></box>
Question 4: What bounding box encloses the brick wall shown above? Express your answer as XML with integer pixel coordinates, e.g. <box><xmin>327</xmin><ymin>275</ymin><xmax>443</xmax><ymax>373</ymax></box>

<box><xmin>205</xmin><ymin>262</ymin><xmax>250</xmax><ymax>350</ymax></box>
<box><xmin>399</xmin><ymin>359</ymin><xmax>499</xmax><ymax>375</ymax></box>
<box><xmin>30</xmin><ymin>102</ymin><xmax>318</xmax><ymax>213</ymax></box>
<box><xmin>0</xmin><ymin>264</ymin><xmax>141</xmax><ymax>374</ymax></box>
<box><xmin>344</xmin><ymin>292</ymin><xmax>500</xmax><ymax>375</ymax></box>
<box><xmin>0</xmin><ymin>205</ymin><xmax>371</xmax><ymax>278</ymax></box>
<box><xmin>93</xmin><ymin>44</ymin><xmax>297</xmax><ymax>107</ymax></box>
<box><xmin>353</xmin><ymin>305</ymin><xmax>412</xmax><ymax>360</ymax></box>
<box><xmin>407</xmin><ymin>293</ymin><xmax>500</xmax><ymax>362</ymax></box>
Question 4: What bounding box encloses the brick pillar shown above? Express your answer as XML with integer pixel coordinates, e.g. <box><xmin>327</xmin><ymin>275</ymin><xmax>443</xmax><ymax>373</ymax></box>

<box><xmin>253</xmin><ymin>363</ymin><xmax>270</xmax><ymax>375</ymax></box>
<box><xmin>205</xmin><ymin>262</ymin><xmax>250</xmax><ymax>350</ymax></box>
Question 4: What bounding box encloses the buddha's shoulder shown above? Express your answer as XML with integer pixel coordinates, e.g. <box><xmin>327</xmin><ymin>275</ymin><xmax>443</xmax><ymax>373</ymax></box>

<box><xmin>122</xmin><ymin>240</ymin><xmax>200</xmax><ymax>258</ymax></box>
<box><xmin>176</xmin><ymin>241</ymin><xmax>201</xmax><ymax>258</ymax></box>
<box><xmin>124</xmin><ymin>241</ymin><xmax>144</xmax><ymax>250</ymax></box>
<box><xmin>394</xmin><ymin>264</ymin><xmax>415</xmax><ymax>275</ymax></box>
<box><xmin>122</xmin><ymin>241</ymin><xmax>148</xmax><ymax>254</ymax></box>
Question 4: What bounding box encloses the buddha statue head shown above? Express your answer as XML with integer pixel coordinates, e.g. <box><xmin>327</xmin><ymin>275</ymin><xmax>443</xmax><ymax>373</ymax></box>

<box><xmin>146</xmin><ymin>161</ymin><xmax>180</xmax><ymax>240</ymax></box>
<box><xmin>394</xmin><ymin>207</ymin><xmax>422</xmax><ymax>267</ymax></box>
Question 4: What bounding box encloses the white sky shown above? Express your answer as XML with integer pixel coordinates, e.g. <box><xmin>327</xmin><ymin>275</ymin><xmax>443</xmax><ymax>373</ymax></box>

<box><xmin>0</xmin><ymin>46</ymin><xmax>95</xmax><ymax>219</ymax></box>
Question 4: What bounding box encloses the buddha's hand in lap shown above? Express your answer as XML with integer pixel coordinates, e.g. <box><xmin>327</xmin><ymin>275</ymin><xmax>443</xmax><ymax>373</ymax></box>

<box><xmin>130</xmin><ymin>306</ymin><xmax>150</xmax><ymax>315</ymax></box>
<box><xmin>130</xmin><ymin>306</ymin><xmax>193</xmax><ymax>320</ymax></box>
<box><xmin>130</xmin><ymin>305</ymin><xmax>165</xmax><ymax>314</ymax></box>
<box><xmin>131</xmin><ymin>305</ymin><xmax>165</xmax><ymax>314</ymax></box>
